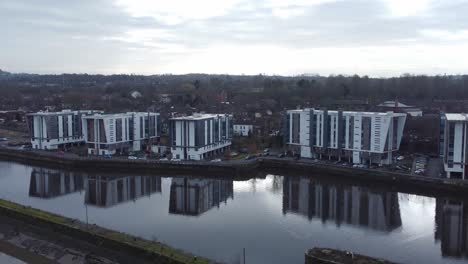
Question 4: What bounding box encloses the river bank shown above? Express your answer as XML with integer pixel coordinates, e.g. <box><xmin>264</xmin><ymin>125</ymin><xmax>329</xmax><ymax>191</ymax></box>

<box><xmin>0</xmin><ymin>199</ymin><xmax>211</xmax><ymax>264</ymax></box>
<box><xmin>1</xmin><ymin>147</ymin><xmax>467</xmax><ymax>197</ymax></box>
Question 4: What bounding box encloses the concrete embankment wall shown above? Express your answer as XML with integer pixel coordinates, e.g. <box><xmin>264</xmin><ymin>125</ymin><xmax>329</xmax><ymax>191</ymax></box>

<box><xmin>260</xmin><ymin>159</ymin><xmax>468</xmax><ymax>196</ymax></box>
<box><xmin>0</xmin><ymin>148</ymin><xmax>258</xmax><ymax>178</ymax></box>
<box><xmin>0</xmin><ymin>199</ymin><xmax>211</xmax><ymax>264</ymax></box>
<box><xmin>1</xmin><ymin>148</ymin><xmax>468</xmax><ymax>196</ymax></box>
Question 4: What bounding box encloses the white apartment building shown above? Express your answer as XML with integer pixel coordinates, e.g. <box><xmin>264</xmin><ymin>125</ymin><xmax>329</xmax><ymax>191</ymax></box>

<box><xmin>440</xmin><ymin>113</ymin><xmax>468</xmax><ymax>179</ymax></box>
<box><xmin>233</xmin><ymin>124</ymin><xmax>254</xmax><ymax>136</ymax></box>
<box><xmin>284</xmin><ymin>109</ymin><xmax>407</xmax><ymax>165</ymax></box>
<box><xmin>27</xmin><ymin>110</ymin><xmax>100</xmax><ymax>150</ymax></box>
<box><xmin>170</xmin><ymin>113</ymin><xmax>233</xmax><ymax>160</ymax></box>
<box><xmin>82</xmin><ymin>112</ymin><xmax>160</xmax><ymax>155</ymax></box>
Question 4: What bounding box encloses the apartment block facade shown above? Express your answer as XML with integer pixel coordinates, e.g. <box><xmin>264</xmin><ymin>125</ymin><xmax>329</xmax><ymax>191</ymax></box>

<box><xmin>27</xmin><ymin>110</ymin><xmax>100</xmax><ymax>150</ymax></box>
<box><xmin>169</xmin><ymin>113</ymin><xmax>233</xmax><ymax>160</ymax></box>
<box><xmin>82</xmin><ymin>112</ymin><xmax>160</xmax><ymax>155</ymax></box>
<box><xmin>440</xmin><ymin>113</ymin><xmax>468</xmax><ymax>179</ymax></box>
<box><xmin>284</xmin><ymin>109</ymin><xmax>407</xmax><ymax>165</ymax></box>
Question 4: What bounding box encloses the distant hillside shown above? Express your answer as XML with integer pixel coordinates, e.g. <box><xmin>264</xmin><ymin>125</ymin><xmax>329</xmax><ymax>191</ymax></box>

<box><xmin>0</xmin><ymin>69</ymin><xmax>12</xmax><ymax>80</ymax></box>
<box><xmin>0</xmin><ymin>69</ymin><xmax>10</xmax><ymax>75</ymax></box>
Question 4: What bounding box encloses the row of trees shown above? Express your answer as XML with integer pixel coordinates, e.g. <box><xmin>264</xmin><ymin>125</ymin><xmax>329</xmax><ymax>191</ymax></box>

<box><xmin>1</xmin><ymin>73</ymin><xmax>468</xmax><ymax>112</ymax></box>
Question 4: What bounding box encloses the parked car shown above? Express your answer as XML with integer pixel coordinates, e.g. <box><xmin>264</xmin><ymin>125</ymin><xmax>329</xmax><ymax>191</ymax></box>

<box><xmin>128</xmin><ymin>156</ymin><xmax>137</xmax><ymax>160</ymax></box>
<box><xmin>171</xmin><ymin>158</ymin><xmax>181</xmax><ymax>162</ymax></box>
<box><xmin>277</xmin><ymin>153</ymin><xmax>286</xmax><ymax>158</ymax></box>
<box><xmin>103</xmin><ymin>154</ymin><xmax>112</xmax><ymax>159</ymax></box>
<box><xmin>396</xmin><ymin>156</ymin><xmax>404</xmax><ymax>161</ymax></box>
<box><xmin>245</xmin><ymin>155</ymin><xmax>256</xmax><ymax>160</ymax></box>
<box><xmin>239</xmin><ymin>148</ymin><xmax>249</xmax><ymax>154</ymax></box>
<box><xmin>211</xmin><ymin>159</ymin><xmax>222</xmax><ymax>162</ymax></box>
<box><xmin>20</xmin><ymin>145</ymin><xmax>32</xmax><ymax>150</ymax></box>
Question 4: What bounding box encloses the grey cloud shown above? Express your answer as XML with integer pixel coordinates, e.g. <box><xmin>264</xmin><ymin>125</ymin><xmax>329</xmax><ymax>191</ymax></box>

<box><xmin>0</xmin><ymin>0</ymin><xmax>467</xmax><ymax>74</ymax></box>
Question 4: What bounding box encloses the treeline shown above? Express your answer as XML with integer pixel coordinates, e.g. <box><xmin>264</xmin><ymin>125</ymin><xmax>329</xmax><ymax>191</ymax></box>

<box><xmin>1</xmin><ymin>73</ymin><xmax>468</xmax><ymax>112</ymax></box>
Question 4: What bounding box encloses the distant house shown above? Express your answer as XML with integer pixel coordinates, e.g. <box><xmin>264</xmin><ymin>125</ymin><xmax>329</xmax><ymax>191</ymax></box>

<box><xmin>130</xmin><ymin>91</ymin><xmax>142</xmax><ymax>99</ymax></box>
<box><xmin>159</xmin><ymin>94</ymin><xmax>172</xmax><ymax>104</ymax></box>
<box><xmin>377</xmin><ymin>101</ymin><xmax>423</xmax><ymax>117</ymax></box>
<box><xmin>233</xmin><ymin>124</ymin><xmax>253</xmax><ymax>136</ymax></box>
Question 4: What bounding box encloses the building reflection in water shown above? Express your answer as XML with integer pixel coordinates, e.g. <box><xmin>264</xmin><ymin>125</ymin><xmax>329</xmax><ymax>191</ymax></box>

<box><xmin>435</xmin><ymin>199</ymin><xmax>468</xmax><ymax>258</ymax></box>
<box><xmin>29</xmin><ymin>168</ymin><xmax>84</xmax><ymax>198</ymax></box>
<box><xmin>85</xmin><ymin>175</ymin><xmax>162</xmax><ymax>207</ymax></box>
<box><xmin>169</xmin><ymin>177</ymin><xmax>233</xmax><ymax>216</ymax></box>
<box><xmin>282</xmin><ymin>177</ymin><xmax>402</xmax><ymax>232</ymax></box>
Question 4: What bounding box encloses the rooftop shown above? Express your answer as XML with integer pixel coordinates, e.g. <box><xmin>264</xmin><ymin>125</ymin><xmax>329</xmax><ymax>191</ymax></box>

<box><xmin>378</xmin><ymin>101</ymin><xmax>415</xmax><ymax>108</ymax></box>
<box><xmin>287</xmin><ymin>109</ymin><xmax>406</xmax><ymax>117</ymax></box>
<box><xmin>445</xmin><ymin>113</ymin><xmax>468</xmax><ymax>121</ymax></box>
<box><xmin>170</xmin><ymin>113</ymin><xmax>228</xmax><ymax>121</ymax></box>
<box><xmin>83</xmin><ymin>112</ymin><xmax>158</xmax><ymax>119</ymax></box>
<box><xmin>27</xmin><ymin>110</ymin><xmax>99</xmax><ymax>116</ymax></box>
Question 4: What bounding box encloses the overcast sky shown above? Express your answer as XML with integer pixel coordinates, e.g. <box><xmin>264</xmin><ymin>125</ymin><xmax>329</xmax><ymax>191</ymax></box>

<box><xmin>1</xmin><ymin>0</ymin><xmax>467</xmax><ymax>77</ymax></box>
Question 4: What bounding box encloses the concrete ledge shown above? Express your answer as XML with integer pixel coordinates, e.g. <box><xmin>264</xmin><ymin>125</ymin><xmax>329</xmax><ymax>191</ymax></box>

<box><xmin>0</xmin><ymin>199</ymin><xmax>212</xmax><ymax>264</ymax></box>
<box><xmin>0</xmin><ymin>148</ymin><xmax>258</xmax><ymax>178</ymax></box>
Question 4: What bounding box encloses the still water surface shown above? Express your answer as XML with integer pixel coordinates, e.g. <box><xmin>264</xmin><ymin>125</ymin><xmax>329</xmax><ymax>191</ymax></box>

<box><xmin>0</xmin><ymin>160</ymin><xmax>466</xmax><ymax>264</ymax></box>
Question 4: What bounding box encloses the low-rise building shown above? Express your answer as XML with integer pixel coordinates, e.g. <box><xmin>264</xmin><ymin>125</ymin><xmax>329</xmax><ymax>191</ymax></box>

<box><xmin>170</xmin><ymin>113</ymin><xmax>233</xmax><ymax>160</ymax></box>
<box><xmin>83</xmin><ymin>112</ymin><xmax>160</xmax><ymax>155</ymax></box>
<box><xmin>440</xmin><ymin>113</ymin><xmax>468</xmax><ymax>179</ymax></box>
<box><xmin>27</xmin><ymin>110</ymin><xmax>100</xmax><ymax>150</ymax></box>
<box><xmin>233</xmin><ymin>124</ymin><xmax>253</xmax><ymax>136</ymax></box>
<box><xmin>284</xmin><ymin>109</ymin><xmax>407</xmax><ymax>165</ymax></box>
<box><xmin>377</xmin><ymin>101</ymin><xmax>423</xmax><ymax>117</ymax></box>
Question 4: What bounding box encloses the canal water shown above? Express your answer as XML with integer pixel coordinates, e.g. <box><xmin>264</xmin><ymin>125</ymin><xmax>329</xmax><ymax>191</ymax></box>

<box><xmin>0</xmin><ymin>160</ymin><xmax>466</xmax><ymax>264</ymax></box>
